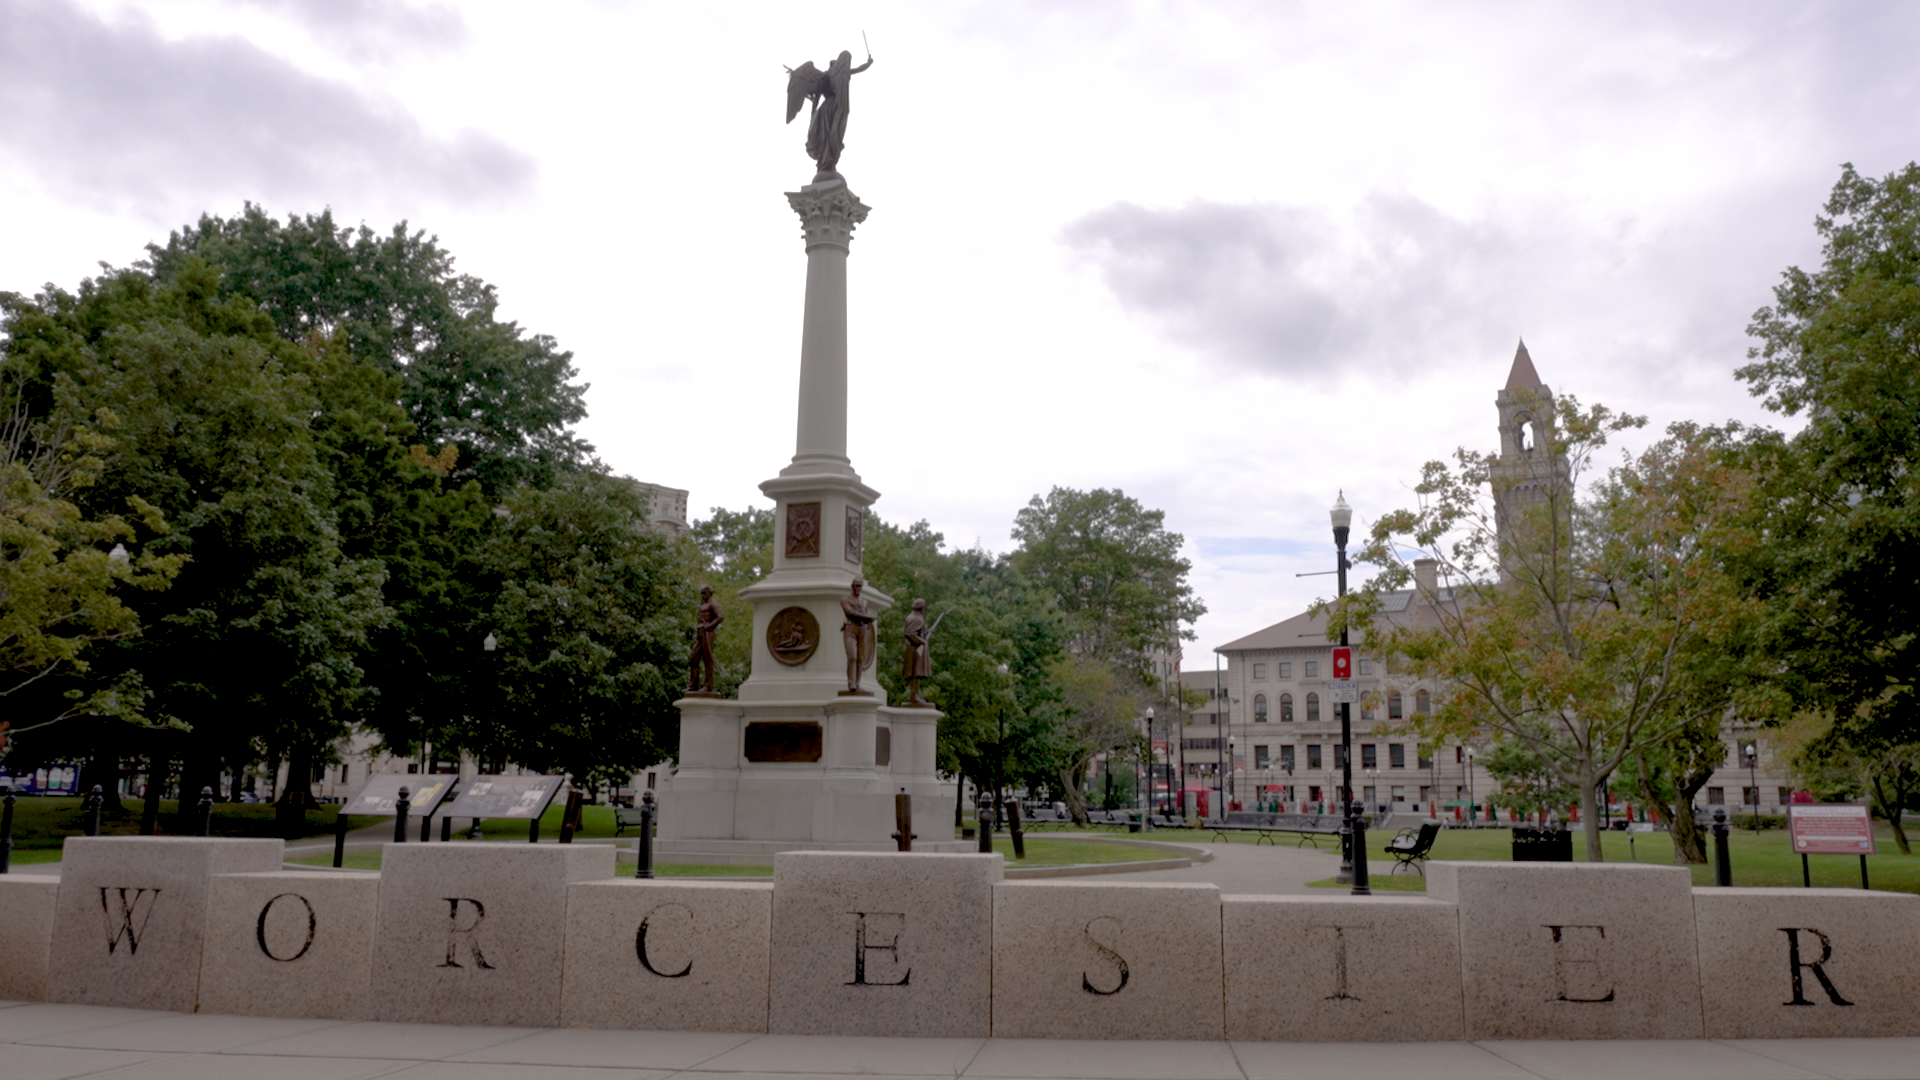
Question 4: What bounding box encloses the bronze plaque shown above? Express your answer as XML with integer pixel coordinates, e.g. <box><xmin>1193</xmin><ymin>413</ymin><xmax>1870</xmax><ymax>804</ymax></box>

<box><xmin>766</xmin><ymin>606</ymin><xmax>820</xmax><ymax>666</ymax></box>
<box><xmin>845</xmin><ymin>505</ymin><xmax>863</xmax><ymax>563</ymax></box>
<box><xmin>786</xmin><ymin>501</ymin><xmax>821</xmax><ymax>557</ymax></box>
<box><xmin>875</xmin><ymin>725</ymin><xmax>890</xmax><ymax>767</ymax></box>
<box><xmin>745</xmin><ymin>721</ymin><xmax>823</xmax><ymax>763</ymax></box>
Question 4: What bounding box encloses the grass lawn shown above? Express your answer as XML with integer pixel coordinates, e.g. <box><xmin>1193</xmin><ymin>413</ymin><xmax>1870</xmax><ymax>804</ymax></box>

<box><xmin>0</xmin><ymin>794</ymin><xmax>379</xmax><ymax>861</ymax></box>
<box><xmin>282</xmin><ymin>850</ymin><xmax>775</xmax><ymax>876</ymax></box>
<box><xmin>1307</xmin><ymin>822</ymin><xmax>1920</xmax><ymax>893</ymax></box>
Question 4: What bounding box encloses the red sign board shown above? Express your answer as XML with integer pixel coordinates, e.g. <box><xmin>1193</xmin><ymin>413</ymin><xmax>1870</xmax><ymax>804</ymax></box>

<box><xmin>1788</xmin><ymin>805</ymin><xmax>1877</xmax><ymax>855</ymax></box>
<box><xmin>1332</xmin><ymin>647</ymin><xmax>1352</xmax><ymax>680</ymax></box>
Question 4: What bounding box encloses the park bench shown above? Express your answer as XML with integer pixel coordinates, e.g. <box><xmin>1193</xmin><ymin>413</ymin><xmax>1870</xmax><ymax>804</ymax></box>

<box><xmin>1147</xmin><ymin>814</ymin><xmax>1188</xmax><ymax>829</ymax></box>
<box><xmin>613</xmin><ymin>806</ymin><xmax>648</xmax><ymax>837</ymax></box>
<box><xmin>1021</xmin><ymin>808</ymin><xmax>1073</xmax><ymax>831</ymax></box>
<box><xmin>1207</xmin><ymin>811</ymin><xmax>1346</xmax><ymax>847</ymax></box>
<box><xmin>1385</xmin><ymin>820</ymin><xmax>1443</xmax><ymax>875</ymax></box>
<box><xmin>1085</xmin><ymin>810</ymin><xmax>1136</xmax><ymax>832</ymax></box>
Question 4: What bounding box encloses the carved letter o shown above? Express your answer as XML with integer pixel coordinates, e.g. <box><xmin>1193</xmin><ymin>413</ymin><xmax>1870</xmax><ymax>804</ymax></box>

<box><xmin>256</xmin><ymin>893</ymin><xmax>317</xmax><ymax>962</ymax></box>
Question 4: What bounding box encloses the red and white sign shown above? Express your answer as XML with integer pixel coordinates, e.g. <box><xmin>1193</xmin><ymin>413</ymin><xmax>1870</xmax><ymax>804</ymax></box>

<box><xmin>1788</xmin><ymin>805</ymin><xmax>1877</xmax><ymax>855</ymax></box>
<box><xmin>1332</xmin><ymin>647</ymin><xmax>1352</xmax><ymax>680</ymax></box>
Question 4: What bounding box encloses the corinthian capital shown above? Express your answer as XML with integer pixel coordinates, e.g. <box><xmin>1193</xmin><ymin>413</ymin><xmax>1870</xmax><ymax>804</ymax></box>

<box><xmin>786</xmin><ymin>181</ymin><xmax>871</xmax><ymax>252</ymax></box>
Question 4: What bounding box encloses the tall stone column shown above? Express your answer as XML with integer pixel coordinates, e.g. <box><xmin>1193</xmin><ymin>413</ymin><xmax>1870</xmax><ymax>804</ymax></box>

<box><xmin>783</xmin><ymin>179</ymin><xmax>868</xmax><ymax>480</ymax></box>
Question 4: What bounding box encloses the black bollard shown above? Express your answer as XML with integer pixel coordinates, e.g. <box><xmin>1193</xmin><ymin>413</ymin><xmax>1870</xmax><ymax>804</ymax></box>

<box><xmin>333</xmin><ymin>804</ymin><xmax>350</xmax><ymax>868</ymax></box>
<box><xmin>1349</xmin><ymin>798</ymin><xmax>1371</xmax><ymax>896</ymax></box>
<box><xmin>1</xmin><ymin>784</ymin><xmax>15</xmax><ymax>873</ymax></box>
<box><xmin>196</xmin><ymin>787</ymin><xmax>214</xmax><ymax>837</ymax></box>
<box><xmin>892</xmin><ymin>788</ymin><xmax>913</xmax><ymax>852</ymax></box>
<box><xmin>634</xmin><ymin>789</ymin><xmax>656</xmax><ymax>879</ymax></box>
<box><xmin>394</xmin><ymin>787</ymin><xmax>411</xmax><ymax>843</ymax></box>
<box><xmin>1005</xmin><ymin>797</ymin><xmax>1026</xmax><ymax>860</ymax></box>
<box><xmin>84</xmin><ymin>785</ymin><xmax>104</xmax><ymax>837</ymax></box>
<box><xmin>976</xmin><ymin>793</ymin><xmax>994</xmax><ymax>854</ymax></box>
<box><xmin>1713</xmin><ymin>808</ymin><xmax>1732</xmax><ymax>887</ymax></box>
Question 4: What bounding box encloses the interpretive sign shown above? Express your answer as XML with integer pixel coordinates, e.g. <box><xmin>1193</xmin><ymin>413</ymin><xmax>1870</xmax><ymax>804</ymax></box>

<box><xmin>1789</xmin><ymin>804</ymin><xmax>1876</xmax><ymax>855</ymax></box>
<box><xmin>340</xmin><ymin>774</ymin><xmax>451</xmax><ymax>817</ymax></box>
<box><xmin>1326</xmin><ymin>679</ymin><xmax>1357</xmax><ymax>703</ymax></box>
<box><xmin>441</xmin><ymin>775</ymin><xmax>566</xmax><ymax>820</ymax></box>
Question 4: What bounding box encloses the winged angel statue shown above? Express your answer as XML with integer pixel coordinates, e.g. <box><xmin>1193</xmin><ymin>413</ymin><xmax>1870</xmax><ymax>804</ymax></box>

<box><xmin>785</xmin><ymin>49</ymin><xmax>873</xmax><ymax>180</ymax></box>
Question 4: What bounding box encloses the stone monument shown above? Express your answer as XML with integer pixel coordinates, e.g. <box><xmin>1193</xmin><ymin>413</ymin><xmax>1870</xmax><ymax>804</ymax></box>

<box><xmin>659</xmin><ymin>54</ymin><xmax>958</xmax><ymax>858</ymax></box>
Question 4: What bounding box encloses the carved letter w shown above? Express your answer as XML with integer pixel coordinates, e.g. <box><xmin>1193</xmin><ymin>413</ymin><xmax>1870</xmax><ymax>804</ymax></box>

<box><xmin>100</xmin><ymin>887</ymin><xmax>162</xmax><ymax>956</ymax></box>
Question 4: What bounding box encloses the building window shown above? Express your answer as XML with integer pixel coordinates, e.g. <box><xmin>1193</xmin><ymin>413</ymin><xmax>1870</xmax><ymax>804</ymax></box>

<box><xmin>1306</xmin><ymin>693</ymin><xmax>1321</xmax><ymax>722</ymax></box>
<box><xmin>1309</xmin><ymin>785</ymin><xmax>1323</xmax><ymax>802</ymax></box>
<box><xmin>1388</xmin><ymin>690</ymin><xmax>1403</xmax><ymax>719</ymax></box>
<box><xmin>1305</xmin><ymin>661</ymin><xmax>1319</xmax><ymax>678</ymax></box>
<box><xmin>1778</xmin><ymin>787</ymin><xmax>1792</xmax><ymax>803</ymax></box>
<box><xmin>1742</xmin><ymin>787</ymin><xmax>1759</xmax><ymax>806</ymax></box>
<box><xmin>1254</xmin><ymin>694</ymin><xmax>1268</xmax><ymax>722</ymax></box>
<box><xmin>1391</xmin><ymin>785</ymin><xmax>1406</xmax><ymax>801</ymax></box>
<box><xmin>340</xmin><ymin>764</ymin><xmax>350</xmax><ymax>783</ymax></box>
<box><xmin>1363</xmin><ymin>785</ymin><xmax>1377</xmax><ymax>805</ymax></box>
<box><xmin>1418</xmin><ymin>745</ymin><xmax>1433</xmax><ymax>769</ymax></box>
<box><xmin>1280</xmin><ymin>693</ymin><xmax>1294</xmax><ymax>722</ymax></box>
<box><xmin>1280</xmin><ymin>745</ymin><xmax>1295</xmax><ymax>770</ymax></box>
<box><xmin>1307</xmin><ymin>745</ymin><xmax>1322</xmax><ymax>769</ymax></box>
<box><xmin>1335</xmin><ymin>744</ymin><xmax>1349</xmax><ymax>768</ymax></box>
<box><xmin>1420</xmin><ymin>785</ymin><xmax>1431</xmax><ymax>802</ymax></box>
<box><xmin>1389</xmin><ymin>744</ymin><xmax>1406</xmax><ymax>768</ymax></box>
<box><xmin>1415</xmin><ymin>689</ymin><xmax>1432</xmax><ymax>715</ymax></box>
<box><xmin>1255</xmin><ymin>745</ymin><xmax>1270</xmax><ymax>769</ymax></box>
<box><xmin>1361</xmin><ymin>744</ymin><xmax>1377</xmax><ymax>768</ymax></box>
<box><xmin>1455</xmin><ymin>746</ymin><xmax>1464</xmax><ymax>764</ymax></box>
<box><xmin>1253</xmin><ymin>662</ymin><xmax>1266</xmax><ymax>679</ymax></box>
<box><xmin>1358</xmin><ymin>658</ymin><xmax>1373</xmax><ymax>675</ymax></box>
<box><xmin>1707</xmin><ymin>786</ymin><xmax>1725</xmax><ymax>805</ymax></box>
<box><xmin>1277</xmin><ymin>662</ymin><xmax>1292</xmax><ymax>678</ymax></box>
<box><xmin>1361</xmin><ymin>695</ymin><xmax>1377</xmax><ymax>721</ymax></box>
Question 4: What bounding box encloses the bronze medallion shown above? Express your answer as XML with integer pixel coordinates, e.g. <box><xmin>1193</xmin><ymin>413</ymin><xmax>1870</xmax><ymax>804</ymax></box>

<box><xmin>845</xmin><ymin>505</ymin><xmax>863</xmax><ymax>563</ymax></box>
<box><xmin>786</xmin><ymin>502</ymin><xmax>821</xmax><ymax>557</ymax></box>
<box><xmin>766</xmin><ymin>606</ymin><xmax>820</xmax><ymax>665</ymax></box>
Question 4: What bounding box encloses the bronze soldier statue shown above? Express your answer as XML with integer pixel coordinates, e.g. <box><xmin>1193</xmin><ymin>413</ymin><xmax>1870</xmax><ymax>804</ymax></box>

<box><xmin>840</xmin><ymin>578</ymin><xmax>875</xmax><ymax>694</ymax></box>
<box><xmin>902</xmin><ymin>598</ymin><xmax>932</xmax><ymax>706</ymax></box>
<box><xmin>686</xmin><ymin>584</ymin><xmax>723</xmax><ymax>695</ymax></box>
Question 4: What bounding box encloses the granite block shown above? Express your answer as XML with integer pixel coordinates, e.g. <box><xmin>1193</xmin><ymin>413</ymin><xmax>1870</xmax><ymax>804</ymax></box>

<box><xmin>767</xmin><ymin>852</ymin><xmax>999</xmax><ymax>1037</ymax></box>
<box><xmin>198</xmin><ymin>871</ymin><xmax>381</xmax><ymax>1020</ymax></box>
<box><xmin>47</xmin><ymin>837</ymin><xmax>284</xmax><ymax>1011</ymax></box>
<box><xmin>1693</xmin><ymin>887</ymin><xmax>1920</xmax><ymax>1038</ymax></box>
<box><xmin>561</xmin><ymin>879</ymin><xmax>772</xmax><ymax>1032</ymax></box>
<box><xmin>1426</xmin><ymin>861</ymin><xmax>1702</xmax><ymax>1039</ymax></box>
<box><xmin>991</xmin><ymin>880</ymin><xmax>1223</xmax><ymax>1041</ymax></box>
<box><xmin>0</xmin><ymin>874</ymin><xmax>59</xmax><ymax>1001</ymax></box>
<box><xmin>1221</xmin><ymin>893</ymin><xmax>1462</xmax><ymax>1042</ymax></box>
<box><xmin>373</xmin><ymin>842</ymin><xmax>615</xmax><ymax>1027</ymax></box>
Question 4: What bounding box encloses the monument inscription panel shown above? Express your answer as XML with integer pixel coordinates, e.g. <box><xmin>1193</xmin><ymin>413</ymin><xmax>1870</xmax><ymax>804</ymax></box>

<box><xmin>786</xmin><ymin>502</ymin><xmax>822</xmax><ymax>557</ymax></box>
<box><xmin>441</xmin><ymin>775</ymin><xmax>565</xmax><ymax>820</ymax></box>
<box><xmin>745</xmin><ymin>721</ymin><xmax>823</xmax><ymax>762</ymax></box>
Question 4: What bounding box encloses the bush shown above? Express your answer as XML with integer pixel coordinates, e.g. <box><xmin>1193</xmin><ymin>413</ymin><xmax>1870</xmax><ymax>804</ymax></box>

<box><xmin>1730</xmin><ymin>812</ymin><xmax>1786</xmax><ymax>830</ymax></box>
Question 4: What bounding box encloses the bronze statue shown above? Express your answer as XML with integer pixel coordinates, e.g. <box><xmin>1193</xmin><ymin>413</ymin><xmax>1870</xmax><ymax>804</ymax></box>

<box><xmin>785</xmin><ymin>48</ymin><xmax>873</xmax><ymax>180</ymax></box>
<box><xmin>901</xmin><ymin>598</ymin><xmax>932</xmax><ymax>706</ymax></box>
<box><xmin>686</xmin><ymin>584</ymin><xmax>723</xmax><ymax>694</ymax></box>
<box><xmin>840</xmin><ymin>578</ymin><xmax>876</xmax><ymax>694</ymax></box>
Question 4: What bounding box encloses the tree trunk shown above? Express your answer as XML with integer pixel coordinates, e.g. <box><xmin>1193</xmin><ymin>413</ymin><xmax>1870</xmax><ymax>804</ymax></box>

<box><xmin>1059</xmin><ymin>761</ymin><xmax>1091</xmax><ymax>826</ymax></box>
<box><xmin>276</xmin><ymin>742</ymin><xmax>314</xmax><ymax>837</ymax></box>
<box><xmin>141</xmin><ymin>755</ymin><xmax>167</xmax><ymax>835</ymax></box>
<box><xmin>1869</xmin><ymin>774</ymin><xmax>1912</xmax><ymax>855</ymax></box>
<box><xmin>954</xmin><ymin>767</ymin><xmax>966</xmax><ymax>828</ymax></box>
<box><xmin>79</xmin><ymin>744</ymin><xmax>126</xmax><ymax>812</ymax></box>
<box><xmin>1578</xmin><ymin>774</ymin><xmax>1604</xmax><ymax>862</ymax></box>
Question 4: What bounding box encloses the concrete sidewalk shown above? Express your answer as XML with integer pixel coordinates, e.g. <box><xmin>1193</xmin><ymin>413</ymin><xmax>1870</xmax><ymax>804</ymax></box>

<box><xmin>5</xmin><ymin>1001</ymin><xmax>1917</xmax><ymax>1080</ymax></box>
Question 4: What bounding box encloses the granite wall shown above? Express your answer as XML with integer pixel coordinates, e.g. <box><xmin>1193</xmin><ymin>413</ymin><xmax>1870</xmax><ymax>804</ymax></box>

<box><xmin>13</xmin><ymin>843</ymin><xmax>1918</xmax><ymax>1042</ymax></box>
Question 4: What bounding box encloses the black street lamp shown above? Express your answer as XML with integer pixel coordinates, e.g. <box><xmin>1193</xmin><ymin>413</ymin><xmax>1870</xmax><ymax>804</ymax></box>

<box><xmin>1331</xmin><ymin>492</ymin><xmax>1371</xmax><ymax>895</ymax></box>
<box><xmin>1741</xmin><ymin>739</ymin><xmax>1759</xmax><ymax>833</ymax></box>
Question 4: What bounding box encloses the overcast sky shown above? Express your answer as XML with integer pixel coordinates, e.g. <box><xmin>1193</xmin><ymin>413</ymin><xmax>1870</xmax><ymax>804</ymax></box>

<box><xmin>3</xmin><ymin>1</ymin><xmax>1913</xmax><ymax>665</ymax></box>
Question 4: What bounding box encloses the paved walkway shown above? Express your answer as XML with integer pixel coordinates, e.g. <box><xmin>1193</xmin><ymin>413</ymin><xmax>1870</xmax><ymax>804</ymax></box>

<box><xmin>5</xmin><ymin>1001</ymin><xmax>1917</xmax><ymax>1080</ymax></box>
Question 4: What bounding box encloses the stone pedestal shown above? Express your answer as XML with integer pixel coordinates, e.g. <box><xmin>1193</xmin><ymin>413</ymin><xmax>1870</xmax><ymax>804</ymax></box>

<box><xmin>199</xmin><ymin>871</ymin><xmax>381</xmax><ymax>1021</ymax></box>
<box><xmin>0</xmin><ymin>874</ymin><xmax>59</xmax><ymax>1001</ymax></box>
<box><xmin>563</xmin><ymin>879</ymin><xmax>773</xmax><ymax>1032</ymax></box>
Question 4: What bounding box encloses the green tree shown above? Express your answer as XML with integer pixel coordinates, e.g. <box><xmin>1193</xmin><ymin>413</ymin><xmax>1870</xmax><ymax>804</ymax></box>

<box><xmin>1341</xmin><ymin>408</ymin><xmax>1762</xmax><ymax>862</ymax></box>
<box><xmin>468</xmin><ymin>473</ymin><xmax>687</xmax><ymax>791</ymax></box>
<box><xmin>143</xmin><ymin>205</ymin><xmax>591</xmax><ymax>499</ymax></box>
<box><xmin>1737</xmin><ymin>162</ymin><xmax>1920</xmax><ymax>811</ymax></box>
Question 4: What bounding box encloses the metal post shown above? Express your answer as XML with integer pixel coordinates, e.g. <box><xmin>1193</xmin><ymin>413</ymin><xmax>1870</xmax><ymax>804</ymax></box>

<box><xmin>634</xmin><ymin>789</ymin><xmax>656</xmax><ymax>879</ymax></box>
<box><xmin>1802</xmin><ymin>852</ymin><xmax>1811</xmax><ymax>888</ymax></box>
<box><xmin>528</xmin><ymin>814</ymin><xmax>541</xmax><ymax>843</ymax></box>
<box><xmin>1860</xmin><ymin>853</ymin><xmax>1870</xmax><ymax>890</ymax></box>
<box><xmin>0</xmin><ymin>785</ymin><xmax>15</xmax><ymax>873</ymax></box>
<box><xmin>197</xmin><ymin>786</ymin><xmax>214</xmax><ymax>837</ymax></box>
<box><xmin>1713</xmin><ymin>808</ymin><xmax>1731</xmax><ymax>887</ymax></box>
<box><xmin>420</xmin><ymin>808</ymin><xmax>433</xmax><ymax>843</ymax></box>
<box><xmin>1006</xmin><ymin>796</ymin><xmax>1026</xmax><ymax>859</ymax></box>
<box><xmin>441</xmin><ymin>815</ymin><xmax>452</xmax><ymax>842</ymax></box>
<box><xmin>333</xmin><ymin>804</ymin><xmax>349</xmax><ymax>868</ymax></box>
<box><xmin>976</xmin><ymin>793</ymin><xmax>994</xmax><ymax>853</ymax></box>
<box><xmin>141</xmin><ymin>761</ymin><xmax>161</xmax><ymax>836</ymax></box>
<box><xmin>893</xmin><ymin>788</ymin><xmax>913</xmax><ymax>852</ymax></box>
<box><xmin>394</xmin><ymin>787</ymin><xmax>410</xmax><ymax>843</ymax></box>
<box><xmin>85</xmin><ymin>785</ymin><xmax>103</xmax><ymax>836</ymax></box>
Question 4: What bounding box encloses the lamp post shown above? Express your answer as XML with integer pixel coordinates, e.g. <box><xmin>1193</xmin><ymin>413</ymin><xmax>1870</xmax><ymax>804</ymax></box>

<box><xmin>1741</xmin><ymin>739</ymin><xmax>1759</xmax><ymax>832</ymax></box>
<box><xmin>1331</xmin><ymin>492</ymin><xmax>1370</xmax><ymax>895</ymax></box>
<box><xmin>1146</xmin><ymin>706</ymin><xmax>1158</xmax><ymax>815</ymax></box>
<box><xmin>996</xmin><ymin>663</ymin><xmax>1010</xmax><ymax>833</ymax></box>
<box><xmin>1465</xmin><ymin>746</ymin><xmax>1477</xmax><ymax>826</ymax></box>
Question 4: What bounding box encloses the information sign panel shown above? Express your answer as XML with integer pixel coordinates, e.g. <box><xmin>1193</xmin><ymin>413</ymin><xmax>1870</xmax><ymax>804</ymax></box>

<box><xmin>340</xmin><ymin>773</ymin><xmax>452</xmax><ymax>817</ymax></box>
<box><xmin>1326</xmin><ymin>679</ymin><xmax>1358</xmax><ymax>703</ymax></box>
<box><xmin>440</xmin><ymin>774</ymin><xmax>566</xmax><ymax>820</ymax></box>
<box><xmin>1788</xmin><ymin>804</ymin><xmax>1877</xmax><ymax>855</ymax></box>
